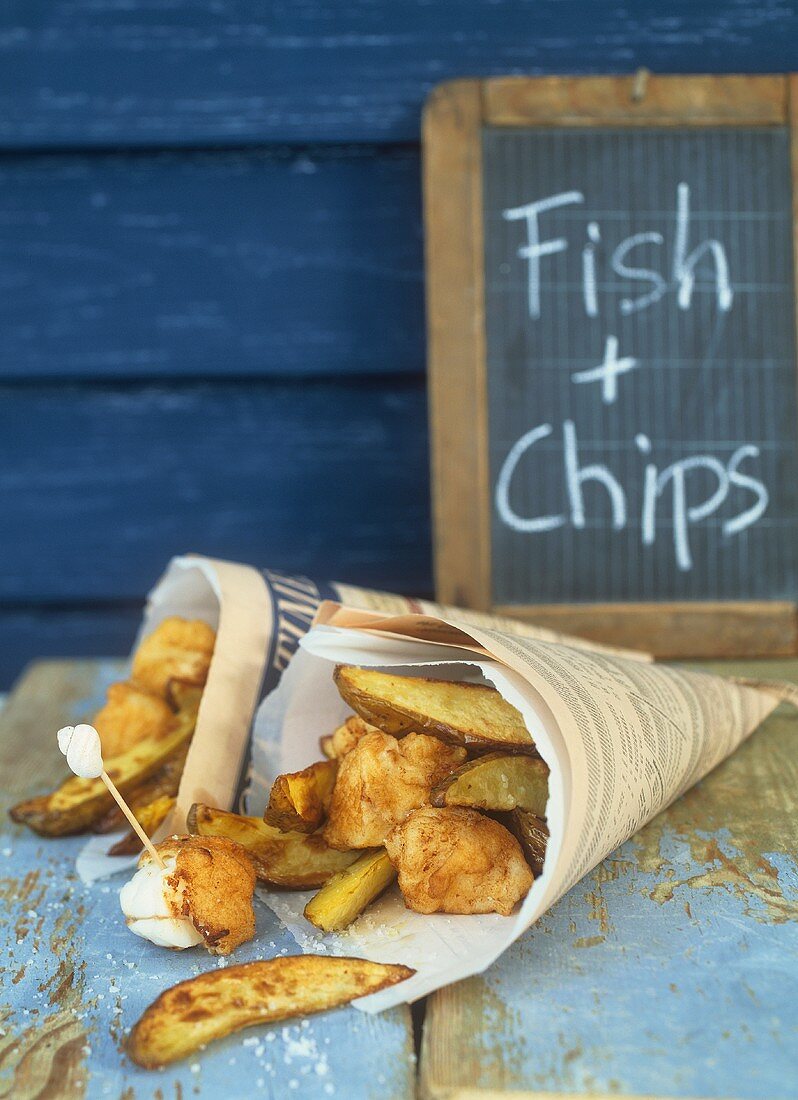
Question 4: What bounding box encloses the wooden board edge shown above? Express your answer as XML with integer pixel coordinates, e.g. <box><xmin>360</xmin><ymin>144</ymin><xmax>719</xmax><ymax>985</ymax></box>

<box><xmin>492</xmin><ymin>601</ymin><xmax>798</xmax><ymax>659</ymax></box>
<box><xmin>423</xmin><ymin>79</ymin><xmax>492</xmax><ymax>610</ymax></box>
<box><xmin>483</xmin><ymin>73</ymin><xmax>789</xmax><ymax>127</ymax></box>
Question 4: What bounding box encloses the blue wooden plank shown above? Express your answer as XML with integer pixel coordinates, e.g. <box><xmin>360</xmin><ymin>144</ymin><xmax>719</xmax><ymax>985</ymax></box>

<box><xmin>0</xmin><ymin>606</ymin><xmax>143</xmax><ymax>692</ymax></box>
<box><xmin>421</xmin><ymin>659</ymin><xmax>798</xmax><ymax>1097</ymax></box>
<box><xmin>0</xmin><ymin>1</ymin><xmax>794</xmax><ymax>147</ymax></box>
<box><xmin>0</xmin><ymin>659</ymin><xmax>416</xmax><ymax>1098</ymax></box>
<box><xmin>0</xmin><ymin>148</ymin><xmax>423</xmax><ymax>381</ymax></box>
<box><xmin>0</xmin><ymin>380</ymin><xmax>432</xmax><ymax>602</ymax></box>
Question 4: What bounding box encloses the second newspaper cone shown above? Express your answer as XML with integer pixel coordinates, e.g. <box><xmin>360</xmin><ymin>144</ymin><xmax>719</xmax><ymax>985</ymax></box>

<box><xmin>247</xmin><ymin>602</ymin><xmax>793</xmax><ymax>1009</ymax></box>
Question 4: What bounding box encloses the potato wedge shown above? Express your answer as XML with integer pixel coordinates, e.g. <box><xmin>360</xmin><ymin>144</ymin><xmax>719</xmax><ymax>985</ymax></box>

<box><xmin>504</xmin><ymin>809</ymin><xmax>549</xmax><ymax>877</ymax></box>
<box><xmin>188</xmin><ymin>804</ymin><xmax>358</xmax><ymax>888</ymax></box>
<box><xmin>9</xmin><ymin>720</ymin><xmax>194</xmax><ymax>837</ymax></box>
<box><xmin>334</xmin><ymin>666</ymin><xmax>536</xmax><ymax>753</ymax></box>
<box><xmin>431</xmin><ymin>753</ymin><xmax>549</xmax><ymax>815</ymax></box>
<box><xmin>263</xmin><ymin>759</ymin><xmax>337</xmax><ymax>833</ymax></box>
<box><xmin>127</xmin><ymin>955</ymin><xmax>414</xmax><ymax>1068</ymax></box>
<box><xmin>92</xmin><ymin>740</ymin><xmax>189</xmax><ymax>834</ymax></box>
<box><xmin>107</xmin><ymin>795</ymin><xmax>176</xmax><ymax>856</ymax></box>
<box><xmin>304</xmin><ymin>849</ymin><xmax>396</xmax><ymax>932</ymax></box>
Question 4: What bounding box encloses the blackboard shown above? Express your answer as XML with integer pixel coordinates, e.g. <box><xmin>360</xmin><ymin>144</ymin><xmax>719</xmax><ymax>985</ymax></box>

<box><xmin>424</xmin><ymin>75</ymin><xmax>798</xmax><ymax>657</ymax></box>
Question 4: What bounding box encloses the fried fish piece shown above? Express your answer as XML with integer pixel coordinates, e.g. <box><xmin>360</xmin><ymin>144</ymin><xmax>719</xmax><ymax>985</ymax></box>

<box><xmin>263</xmin><ymin>759</ymin><xmax>338</xmax><ymax>833</ymax></box>
<box><xmin>140</xmin><ymin>834</ymin><xmax>256</xmax><ymax>956</ymax></box>
<box><xmin>323</xmin><ymin>730</ymin><xmax>466</xmax><ymax>851</ymax></box>
<box><xmin>334</xmin><ymin>666</ymin><xmax>536</xmax><ymax>753</ymax></box>
<box><xmin>385</xmin><ymin>806</ymin><xmax>534</xmax><ymax>916</ymax></box>
<box><xmin>92</xmin><ymin>681</ymin><xmax>178</xmax><ymax>758</ymax></box>
<box><xmin>132</xmin><ymin>617</ymin><xmax>216</xmax><ymax>698</ymax></box>
<box><xmin>319</xmin><ymin>715</ymin><xmax>380</xmax><ymax>760</ymax></box>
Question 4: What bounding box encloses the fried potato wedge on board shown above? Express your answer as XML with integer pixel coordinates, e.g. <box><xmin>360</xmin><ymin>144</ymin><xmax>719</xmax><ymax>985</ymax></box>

<box><xmin>188</xmin><ymin>804</ymin><xmax>358</xmax><ymax>888</ymax></box>
<box><xmin>304</xmin><ymin>849</ymin><xmax>396</xmax><ymax>932</ymax></box>
<box><xmin>9</xmin><ymin>722</ymin><xmax>194</xmax><ymax>837</ymax></box>
<box><xmin>107</xmin><ymin>795</ymin><xmax>176</xmax><ymax>856</ymax></box>
<box><xmin>431</xmin><ymin>753</ymin><xmax>549</xmax><ymax>815</ymax></box>
<box><xmin>127</xmin><ymin>956</ymin><xmax>414</xmax><ymax>1068</ymax></box>
<box><xmin>504</xmin><ymin>809</ymin><xmax>550</xmax><ymax>877</ymax></box>
<box><xmin>334</xmin><ymin>666</ymin><xmax>536</xmax><ymax>753</ymax></box>
<box><xmin>263</xmin><ymin>759</ymin><xmax>337</xmax><ymax>833</ymax></box>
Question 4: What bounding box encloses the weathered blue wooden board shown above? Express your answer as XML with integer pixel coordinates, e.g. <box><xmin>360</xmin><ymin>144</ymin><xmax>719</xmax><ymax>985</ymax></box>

<box><xmin>0</xmin><ymin>148</ymin><xmax>423</xmax><ymax>381</ymax></box>
<box><xmin>0</xmin><ymin>1</ymin><xmax>794</xmax><ymax>147</ymax></box>
<box><xmin>0</xmin><ymin>381</ymin><xmax>431</xmax><ymax>602</ymax></box>
<box><xmin>421</xmin><ymin>658</ymin><xmax>798</xmax><ymax>1098</ymax></box>
<box><xmin>0</xmin><ymin>660</ymin><xmax>415</xmax><ymax>1099</ymax></box>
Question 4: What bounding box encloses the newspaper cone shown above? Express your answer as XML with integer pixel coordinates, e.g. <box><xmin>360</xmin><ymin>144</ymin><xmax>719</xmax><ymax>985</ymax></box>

<box><xmin>75</xmin><ymin>555</ymin><xmax>652</xmax><ymax>883</ymax></box>
<box><xmin>242</xmin><ymin>604</ymin><xmax>794</xmax><ymax>1011</ymax></box>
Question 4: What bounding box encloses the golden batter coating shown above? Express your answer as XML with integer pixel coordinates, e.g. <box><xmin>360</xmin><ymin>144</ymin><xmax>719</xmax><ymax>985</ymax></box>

<box><xmin>385</xmin><ymin>806</ymin><xmax>534</xmax><ymax>916</ymax></box>
<box><xmin>322</xmin><ymin>715</ymin><xmax>381</xmax><ymax>759</ymax></box>
<box><xmin>93</xmin><ymin>682</ymin><xmax>177</xmax><ymax>758</ymax></box>
<box><xmin>132</xmin><ymin>617</ymin><xmax>216</xmax><ymax>698</ymax></box>
<box><xmin>322</xmin><ymin>730</ymin><xmax>465</xmax><ymax>850</ymax></box>
<box><xmin>143</xmin><ymin>834</ymin><xmax>256</xmax><ymax>955</ymax></box>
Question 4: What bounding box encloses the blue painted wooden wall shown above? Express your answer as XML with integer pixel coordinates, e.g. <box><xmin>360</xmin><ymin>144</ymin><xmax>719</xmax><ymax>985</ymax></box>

<box><xmin>0</xmin><ymin>1</ymin><xmax>795</xmax><ymax>688</ymax></box>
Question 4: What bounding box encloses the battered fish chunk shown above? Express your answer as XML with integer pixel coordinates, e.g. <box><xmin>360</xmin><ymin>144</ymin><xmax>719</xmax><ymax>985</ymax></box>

<box><xmin>146</xmin><ymin>834</ymin><xmax>256</xmax><ymax>955</ymax></box>
<box><xmin>132</xmin><ymin>617</ymin><xmax>216</xmax><ymax>698</ymax></box>
<box><xmin>93</xmin><ymin>682</ymin><xmax>177</xmax><ymax>757</ymax></box>
<box><xmin>323</xmin><ymin>731</ymin><xmax>466</xmax><ymax>850</ymax></box>
<box><xmin>385</xmin><ymin>806</ymin><xmax>534</xmax><ymax>916</ymax></box>
<box><xmin>321</xmin><ymin>715</ymin><xmax>380</xmax><ymax>760</ymax></box>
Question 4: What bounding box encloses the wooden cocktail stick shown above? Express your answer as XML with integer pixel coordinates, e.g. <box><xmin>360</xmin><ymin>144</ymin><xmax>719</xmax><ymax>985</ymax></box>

<box><xmin>100</xmin><ymin>769</ymin><xmax>166</xmax><ymax>870</ymax></box>
<box><xmin>57</xmin><ymin>723</ymin><xmax>166</xmax><ymax>870</ymax></box>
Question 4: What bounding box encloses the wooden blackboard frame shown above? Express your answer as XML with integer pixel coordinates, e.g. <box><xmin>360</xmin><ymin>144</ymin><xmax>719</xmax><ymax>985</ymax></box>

<box><xmin>423</xmin><ymin>73</ymin><xmax>798</xmax><ymax>658</ymax></box>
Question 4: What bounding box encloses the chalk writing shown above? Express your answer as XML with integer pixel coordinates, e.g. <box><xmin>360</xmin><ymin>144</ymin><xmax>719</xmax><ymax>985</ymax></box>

<box><xmin>497</xmin><ymin>181</ymin><xmax>763</xmax><ymax>572</ymax></box>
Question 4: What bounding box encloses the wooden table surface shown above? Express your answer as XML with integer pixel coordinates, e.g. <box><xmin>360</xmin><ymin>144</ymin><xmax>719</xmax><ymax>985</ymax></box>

<box><xmin>1</xmin><ymin>658</ymin><xmax>796</xmax><ymax>1099</ymax></box>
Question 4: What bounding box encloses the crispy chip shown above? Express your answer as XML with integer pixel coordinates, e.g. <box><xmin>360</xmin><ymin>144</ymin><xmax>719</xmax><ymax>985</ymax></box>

<box><xmin>10</xmin><ymin>719</ymin><xmax>194</xmax><ymax>837</ymax></box>
<box><xmin>431</xmin><ymin>753</ymin><xmax>549</xmax><ymax>815</ymax></box>
<box><xmin>188</xmin><ymin>804</ymin><xmax>358</xmax><ymax>888</ymax></box>
<box><xmin>263</xmin><ymin>759</ymin><xmax>337</xmax><ymax>833</ymax></box>
<box><xmin>334</xmin><ymin>666</ymin><xmax>537</xmax><ymax>753</ymax></box>
<box><xmin>126</xmin><ymin>956</ymin><xmax>414</xmax><ymax>1068</ymax></box>
<box><xmin>107</xmin><ymin>795</ymin><xmax>176</xmax><ymax>856</ymax></box>
<box><xmin>304</xmin><ymin>849</ymin><xmax>396</xmax><ymax>932</ymax></box>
